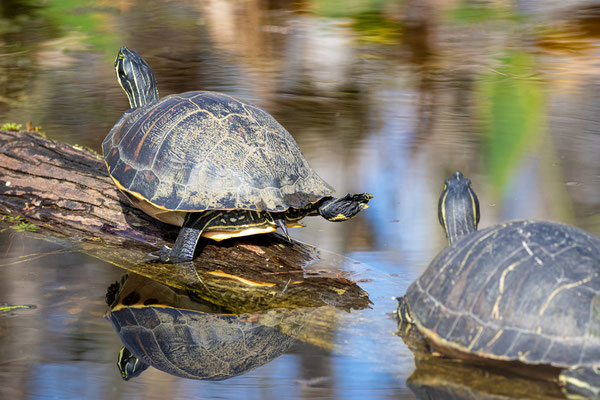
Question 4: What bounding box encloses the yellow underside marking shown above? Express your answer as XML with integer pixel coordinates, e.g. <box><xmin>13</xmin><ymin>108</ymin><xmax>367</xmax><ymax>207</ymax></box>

<box><xmin>203</xmin><ymin>222</ymin><xmax>304</xmax><ymax>241</ymax></box>
<box><xmin>206</xmin><ymin>270</ymin><xmax>277</xmax><ymax>286</ymax></box>
<box><xmin>202</xmin><ymin>226</ymin><xmax>277</xmax><ymax>241</ymax></box>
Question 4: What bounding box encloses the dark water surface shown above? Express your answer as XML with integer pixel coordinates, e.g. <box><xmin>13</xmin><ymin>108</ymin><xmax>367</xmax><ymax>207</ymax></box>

<box><xmin>1</xmin><ymin>1</ymin><xmax>599</xmax><ymax>399</ymax></box>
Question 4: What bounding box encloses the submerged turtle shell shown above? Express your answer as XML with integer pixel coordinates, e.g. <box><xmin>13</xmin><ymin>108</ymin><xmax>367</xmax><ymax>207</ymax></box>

<box><xmin>103</xmin><ymin>91</ymin><xmax>334</xmax><ymax>212</ymax></box>
<box><xmin>404</xmin><ymin>220</ymin><xmax>600</xmax><ymax>369</ymax></box>
<box><xmin>108</xmin><ymin>305</ymin><xmax>299</xmax><ymax>380</ymax></box>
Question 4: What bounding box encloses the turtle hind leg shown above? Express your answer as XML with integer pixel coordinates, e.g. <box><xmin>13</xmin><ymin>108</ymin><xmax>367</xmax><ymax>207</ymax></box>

<box><xmin>159</xmin><ymin>211</ymin><xmax>222</xmax><ymax>263</ymax></box>
<box><xmin>318</xmin><ymin>193</ymin><xmax>373</xmax><ymax>221</ymax></box>
<box><xmin>559</xmin><ymin>366</ymin><xmax>600</xmax><ymax>399</ymax></box>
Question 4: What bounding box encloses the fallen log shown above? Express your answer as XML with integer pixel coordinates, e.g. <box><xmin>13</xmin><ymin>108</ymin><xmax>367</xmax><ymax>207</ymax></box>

<box><xmin>0</xmin><ymin>129</ymin><xmax>371</xmax><ymax>312</ymax></box>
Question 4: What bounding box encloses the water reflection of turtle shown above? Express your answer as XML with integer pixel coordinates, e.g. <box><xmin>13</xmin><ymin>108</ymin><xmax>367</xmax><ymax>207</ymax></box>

<box><xmin>397</xmin><ymin>172</ymin><xmax>600</xmax><ymax>399</ymax></box>
<box><xmin>103</xmin><ymin>46</ymin><xmax>372</xmax><ymax>263</ymax></box>
<box><xmin>105</xmin><ymin>274</ymin><xmax>325</xmax><ymax>381</ymax></box>
<box><xmin>397</xmin><ymin>322</ymin><xmax>565</xmax><ymax>400</ymax></box>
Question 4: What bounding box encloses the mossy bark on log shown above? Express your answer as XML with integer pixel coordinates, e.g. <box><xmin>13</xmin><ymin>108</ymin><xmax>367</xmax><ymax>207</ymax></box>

<box><xmin>0</xmin><ymin>129</ymin><xmax>371</xmax><ymax>311</ymax></box>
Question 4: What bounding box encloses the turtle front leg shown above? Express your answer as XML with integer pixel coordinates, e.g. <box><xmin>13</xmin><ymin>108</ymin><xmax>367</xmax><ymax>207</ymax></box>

<box><xmin>160</xmin><ymin>211</ymin><xmax>221</xmax><ymax>263</ymax></box>
<box><xmin>318</xmin><ymin>193</ymin><xmax>373</xmax><ymax>221</ymax></box>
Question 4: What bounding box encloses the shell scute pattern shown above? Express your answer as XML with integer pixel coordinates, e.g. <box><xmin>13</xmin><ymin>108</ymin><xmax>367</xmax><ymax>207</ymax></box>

<box><xmin>113</xmin><ymin>306</ymin><xmax>297</xmax><ymax>380</ymax></box>
<box><xmin>408</xmin><ymin>220</ymin><xmax>600</xmax><ymax>366</ymax></box>
<box><xmin>105</xmin><ymin>91</ymin><xmax>333</xmax><ymax>211</ymax></box>
<box><xmin>188</xmin><ymin>91</ymin><xmax>248</xmax><ymax>118</ymax></box>
<box><xmin>130</xmin><ymin>169</ymin><xmax>161</xmax><ymax>202</ymax></box>
<box><xmin>126</xmin><ymin>99</ymin><xmax>197</xmax><ymax>166</ymax></box>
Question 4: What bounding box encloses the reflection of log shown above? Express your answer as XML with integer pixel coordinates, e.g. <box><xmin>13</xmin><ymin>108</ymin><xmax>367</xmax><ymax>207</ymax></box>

<box><xmin>0</xmin><ymin>129</ymin><xmax>371</xmax><ymax>311</ymax></box>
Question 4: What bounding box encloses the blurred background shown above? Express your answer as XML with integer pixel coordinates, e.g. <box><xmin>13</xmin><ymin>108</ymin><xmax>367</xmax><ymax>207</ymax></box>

<box><xmin>0</xmin><ymin>0</ymin><xmax>599</xmax><ymax>399</ymax></box>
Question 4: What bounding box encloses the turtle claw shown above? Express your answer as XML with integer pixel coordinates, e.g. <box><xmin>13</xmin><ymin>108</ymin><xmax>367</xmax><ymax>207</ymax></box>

<box><xmin>274</xmin><ymin>219</ymin><xmax>291</xmax><ymax>242</ymax></box>
<box><xmin>148</xmin><ymin>245</ymin><xmax>173</xmax><ymax>262</ymax></box>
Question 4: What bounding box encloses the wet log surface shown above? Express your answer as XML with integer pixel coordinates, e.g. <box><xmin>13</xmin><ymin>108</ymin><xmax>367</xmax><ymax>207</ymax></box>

<box><xmin>0</xmin><ymin>129</ymin><xmax>371</xmax><ymax>312</ymax></box>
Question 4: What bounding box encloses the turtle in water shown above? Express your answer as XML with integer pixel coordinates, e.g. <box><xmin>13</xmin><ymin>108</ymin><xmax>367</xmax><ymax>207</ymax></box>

<box><xmin>103</xmin><ymin>47</ymin><xmax>372</xmax><ymax>263</ymax></box>
<box><xmin>105</xmin><ymin>274</ymin><xmax>316</xmax><ymax>381</ymax></box>
<box><xmin>397</xmin><ymin>171</ymin><xmax>600</xmax><ymax>399</ymax></box>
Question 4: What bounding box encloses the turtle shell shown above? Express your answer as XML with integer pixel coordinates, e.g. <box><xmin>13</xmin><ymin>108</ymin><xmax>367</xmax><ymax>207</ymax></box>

<box><xmin>108</xmin><ymin>305</ymin><xmax>299</xmax><ymax>381</ymax></box>
<box><xmin>103</xmin><ymin>91</ymin><xmax>334</xmax><ymax>213</ymax></box>
<box><xmin>404</xmin><ymin>220</ymin><xmax>600</xmax><ymax>369</ymax></box>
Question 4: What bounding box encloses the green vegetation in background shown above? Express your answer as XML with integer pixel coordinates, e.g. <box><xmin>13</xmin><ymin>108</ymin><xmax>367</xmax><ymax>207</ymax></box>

<box><xmin>446</xmin><ymin>1</ymin><xmax>519</xmax><ymax>26</ymax></box>
<box><xmin>1</xmin><ymin>122</ymin><xmax>22</xmax><ymax>131</ymax></box>
<box><xmin>22</xmin><ymin>0</ymin><xmax>120</xmax><ymax>54</ymax></box>
<box><xmin>478</xmin><ymin>51</ymin><xmax>544</xmax><ymax>194</ymax></box>
<box><xmin>2</xmin><ymin>215</ymin><xmax>38</xmax><ymax>232</ymax></box>
<box><xmin>351</xmin><ymin>10</ymin><xmax>402</xmax><ymax>45</ymax></box>
<box><xmin>310</xmin><ymin>0</ymin><xmax>392</xmax><ymax>18</ymax></box>
<box><xmin>309</xmin><ymin>0</ymin><xmax>402</xmax><ymax>44</ymax></box>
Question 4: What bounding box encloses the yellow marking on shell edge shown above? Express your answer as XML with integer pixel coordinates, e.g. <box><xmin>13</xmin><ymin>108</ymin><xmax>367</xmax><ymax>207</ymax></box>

<box><xmin>539</xmin><ymin>275</ymin><xmax>594</xmax><ymax>316</ymax></box>
<box><xmin>206</xmin><ymin>270</ymin><xmax>276</xmax><ymax>287</ymax></box>
<box><xmin>330</xmin><ymin>213</ymin><xmax>349</xmax><ymax>221</ymax></box>
<box><xmin>109</xmin><ymin>302</ymin><xmax>180</xmax><ymax>313</ymax></box>
<box><xmin>413</xmin><ymin>318</ymin><xmax>515</xmax><ymax>364</ymax></box>
<box><xmin>485</xmin><ymin>329</ymin><xmax>503</xmax><ymax>348</ymax></box>
<box><xmin>107</xmin><ymin>168</ymin><xmax>172</xmax><ymax>211</ymax></box>
<box><xmin>106</xmin><ymin>163</ymin><xmax>322</xmax><ymax>214</ymax></box>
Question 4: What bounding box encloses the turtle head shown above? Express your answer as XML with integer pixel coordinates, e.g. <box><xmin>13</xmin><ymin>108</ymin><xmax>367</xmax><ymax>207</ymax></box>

<box><xmin>438</xmin><ymin>171</ymin><xmax>480</xmax><ymax>244</ymax></box>
<box><xmin>115</xmin><ymin>46</ymin><xmax>159</xmax><ymax>109</ymax></box>
<box><xmin>117</xmin><ymin>346</ymin><xmax>149</xmax><ymax>381</ymax></box>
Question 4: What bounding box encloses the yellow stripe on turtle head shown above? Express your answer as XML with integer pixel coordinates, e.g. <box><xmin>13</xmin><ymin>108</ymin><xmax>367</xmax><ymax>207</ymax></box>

<box><xmin>330</xmin><ymin>213</ymin><xmax>350</xmax><ymax>221</ymax></box>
